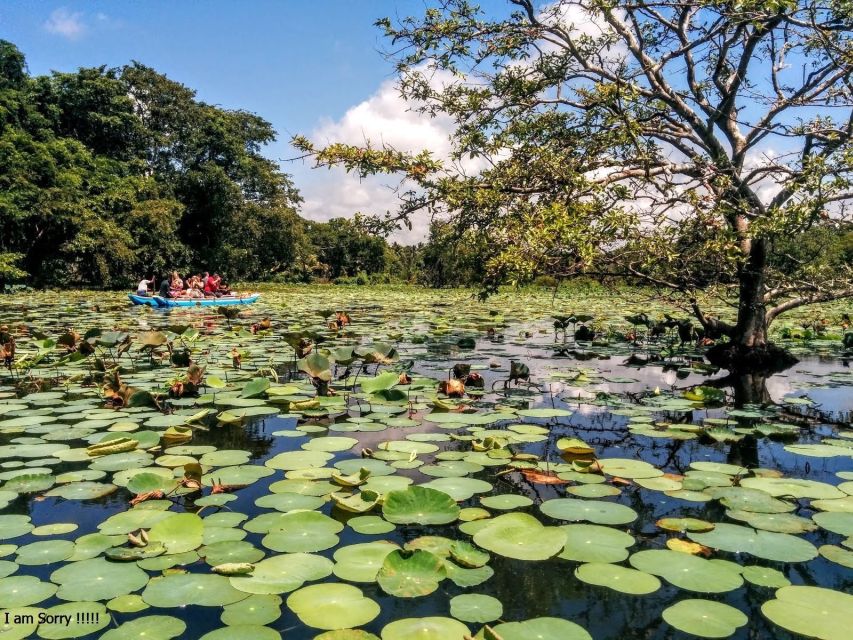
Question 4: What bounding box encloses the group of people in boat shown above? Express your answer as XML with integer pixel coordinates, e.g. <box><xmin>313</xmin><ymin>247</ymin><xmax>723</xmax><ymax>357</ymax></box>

<box><xmin>136</xmin><ymin>272</ymin><xmax>233</xmax><ymax>299</ymax></box>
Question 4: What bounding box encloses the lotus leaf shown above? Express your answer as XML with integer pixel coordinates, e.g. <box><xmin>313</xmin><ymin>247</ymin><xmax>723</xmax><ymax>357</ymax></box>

<box><xmin>813</xmin><ymin>511</ymin><xmax>853</xmax><ymax>536</ymax></box>
<box><xmin>574</xmin><ymin>562</ymin><xmax>661</xmax><ymax>595</ymax></box>
<box><xmin>741</xmin><ymin>565</ymin><xmax>791</xmax><ymax>588</ymax></box>
<box><xmin>51</xmin><ymin>557</ymin><xmax>149</xmax><ymax>601</ymax></box>
<box><xmin>37</xmin><ymin>602</ymin><xmax>109</xmax><ymax>639</ymax></box>
<box><xmin>287</xmin><ymin>583</ymin><xmax>380</xmax><ymax>630</ymax></box>
<box><xmin>382</xmin><ymin>486</ymin><xmax>460</xmax><ymax>525</ymax></box>
<box><xmin>450</xmin><ymin>593</ymin><xmax>503</xmax><ymax>623</ymax></box>
<box><xmin>261</xmin><ymin>510</ymin><xmax>343</xmax><ymax>553</ymax></box>
<box><xmin>485</xmin><ymin>618</ymin><xmax>591</xmax><ymax>640</ymax></box>
<box><xmin>629</xmin><ymin>550</ymin><xmax>743</xmax><ymax>592</ymax></box>
<box><xmin>221</xmin><ymin>593</ymin><xmax>283</xmax><ymax>626</ymax></box>
<box><xmin>0</xmin><ymin>575</ymin><xmax>57</xmax><ymax>607</ymax></box>
<box><xmin>348</xmin><ymin>515</ymin><xmax>396</xmax><ymax>535</ymax></box>
<box><xmin>662</xmin><ymin>599</ymin><xmax>748</xmax><ymax>638</ymax></box>
<box><xmin>473</xmin><ymin>512</ymin><xmax>567</xmax><ymax>561</ymax></box>
<box><xmin>100</xmin><ymin>615</ymin><xmax>186</xmax><ymax>640</ymax></box>
<box><xmin>16</xmin><ymin>539</ymin><xmax>74</xmax><ymax>565</ymax></box>
<box><xmin>380</xmin><ymin>617</ymin><xmax>470</xmax><ymax>640</ymax></box>
<box><xmin>377</xmin><ymin>549</ymin><xmax>447</xmax><ymax>597</ymax></box>
<box><xmin>761</xmin><ymin>585</ymin><xmax>853</xmax><ymax>640</ymax></box>
<box><xmin>148</xmin><ymin>512</ymin><xmax>204</xmax><ymax>554</ymax></box>
<box><xmin>142</xmin><ymin>573</ymin><xmax>248</xmax><ymax>607</ymax></box>
<box><xmin>230</xmin><ymin>552</ymin><xmax>333</xmax><ymax>594</ymax></box>
<box><xmin>688</xmin><ymin>523</ymin><xmax>818</xmax><ymax>562</ymax></box>
<box><xmin>559</xmin><ymin>524</ymin><xmax>635</xmax><ymax>563</ymax></box>
<box><xmin>540</xmin><ymin>498</ymin><xmax>638</xmax><ymax>525</ymax></box>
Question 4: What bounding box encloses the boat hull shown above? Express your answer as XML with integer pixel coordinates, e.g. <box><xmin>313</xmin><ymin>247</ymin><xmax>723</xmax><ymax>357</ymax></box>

<box><xmin>128</xmin><ymin>294</ymin><xmax>260</xmax><ymax>308</ymax></box>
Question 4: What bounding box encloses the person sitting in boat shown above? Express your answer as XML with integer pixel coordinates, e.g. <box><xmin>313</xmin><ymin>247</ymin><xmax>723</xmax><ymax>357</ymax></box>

<box><xmin>169</xmin><ymin>272</ymin><xmax>184</xmax><ymax>298</ymax></box>
<box><xmin>204</xmin><ymin>273</ymin><xmax>221</xmax><ymax>297</ymax></box>
<box><xmin>136</xmin><ymin>275</ymin><xmax>155</xmax><ymax>297</ymax></box>
<box><xmin>185</xmin><ymin>274</ymin><xmax>204</xmax><ymax>298</ymax></box>
<box><xmin>157</xmin><ymin>275</ymin><xmax>171</xmax><ymax>298</ymax></box>
<box><xmin>216</xmin><ymin>275</ymin><xmax>232</xmax><ymax>296</ymax></box>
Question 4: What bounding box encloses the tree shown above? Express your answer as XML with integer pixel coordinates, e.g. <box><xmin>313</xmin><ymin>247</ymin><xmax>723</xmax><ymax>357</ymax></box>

<box><xmin>306</xmin><ymin>218</ymin><xmax>389</xmax><ymax>279</ymax></box>
<box><xmin>0</xmin><ymin>44</ymin><xmax>305</xmax><ymax>286</ymax></box>
<box><xmin>294</xmin><ymin>0</ymin><xmax>853</xmax><ymax>369</ymax></box>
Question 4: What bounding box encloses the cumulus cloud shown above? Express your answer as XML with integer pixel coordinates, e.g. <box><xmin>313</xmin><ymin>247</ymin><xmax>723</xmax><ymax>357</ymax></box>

<box><xmin>299</xmin><ymin>76</ymin><xmax>458</xmax><ymax>244</ymax></box>
<box><xmin>43</xmin><ymin>7</ymin><xmax>86</xmax><ymax>40</ymax></box>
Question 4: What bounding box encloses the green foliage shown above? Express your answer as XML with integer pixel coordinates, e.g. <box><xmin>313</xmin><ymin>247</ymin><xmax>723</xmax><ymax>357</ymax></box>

<box><xmin>301</xmin><ymin>0</ymin><xmax>853</xmax><ymax>345</ymax></box>
<box><xmin>0</xmin><ymin>42</ymin><xmax>305</xmax><ymax>287</ymax></box>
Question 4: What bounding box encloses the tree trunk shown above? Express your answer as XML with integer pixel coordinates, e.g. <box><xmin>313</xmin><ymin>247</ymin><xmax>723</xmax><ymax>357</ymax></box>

<box><xmin>705</xmin><ymin>236</ymin><xmax>798</xmax><ymax>372</ymax></box>
<box><xmin>732</xmin><ymin>237</ymin><xmax>768</xmax><ymax>347</ymax></box>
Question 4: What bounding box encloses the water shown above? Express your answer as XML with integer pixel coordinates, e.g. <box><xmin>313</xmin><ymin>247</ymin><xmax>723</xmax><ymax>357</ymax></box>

<box><xmin>0</xmin><ymin>287</ymin><xmax>851</xmax><ymax>639</ymax></box>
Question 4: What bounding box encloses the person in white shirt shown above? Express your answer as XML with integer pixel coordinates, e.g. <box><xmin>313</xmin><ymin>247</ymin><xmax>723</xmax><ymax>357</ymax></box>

<box><xmin>137</xmin><ymin>275</ymin><xmax>155</xmax><ymax>296</ymax></box>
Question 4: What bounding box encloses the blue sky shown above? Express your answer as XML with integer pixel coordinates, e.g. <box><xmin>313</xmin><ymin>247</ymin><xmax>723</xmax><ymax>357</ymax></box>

<box><xmin>0</xmin><ymin>0</ymin><xmax>457</xmax><ymax>239</ymax></box>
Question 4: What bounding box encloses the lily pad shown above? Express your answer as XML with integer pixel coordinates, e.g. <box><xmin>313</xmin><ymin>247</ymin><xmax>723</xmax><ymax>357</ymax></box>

<box><xmin>377</xmin><ymin>549</ymin><xmax>447</xmax><ymax>598</ymax></box>
<box><xmin>450</xmin><ymin>593</ymin><xmax>503</xmax><ymax>623</ymax></box>
<box><xmin>761</xmin><ymin>585</ymin><xmax>853</xmax><ymax>640</ymax></box>
<box><xmin>382</xmin><ymin>486</ymin><xmax>460</xmax><ymax>525</ymax></box>
<box><xmin>662</xmin><ymin>599</ymin><xmax>748</xmax><ymax>638</ymax></box>
<box><xmin>473</xmin><ymin>513</ymin><xmax>567</xmax><ymax>561</ymax></box>
<box><xmin>287</xmin><ymin>583</ymin><xmax>380</xmax><ymax>630</ymax></box>
<box><xmin>380</xmin><ymin>617</ymin><xmax>470</xmax><ymax>640</ymax></box>
<box><xmin>574</xmin><ymin>562</ymin><xmax>661</xmax><ymax>595</ymax></box>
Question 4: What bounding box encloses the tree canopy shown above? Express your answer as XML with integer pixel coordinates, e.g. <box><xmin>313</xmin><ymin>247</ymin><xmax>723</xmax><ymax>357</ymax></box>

<box><xmin>0</xmin><ymin>42</ymin><xmax>306</xmax><ymax>286</ymax></box>
<box><xmin>295</xmin><ymin>0</ymin><xmax>853</xmax><ymax>362</ymax></box>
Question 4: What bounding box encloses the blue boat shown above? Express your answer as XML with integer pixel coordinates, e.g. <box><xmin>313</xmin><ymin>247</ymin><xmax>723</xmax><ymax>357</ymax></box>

<box><xmin>128</xmin><ymin>293</ymin><xmax>260</xmax><ymax>308</ymax></box>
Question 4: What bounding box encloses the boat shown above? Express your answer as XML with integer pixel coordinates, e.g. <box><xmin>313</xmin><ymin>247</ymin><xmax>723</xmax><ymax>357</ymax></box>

<box><xmin>128</xmin><ymin>293</ymin><xmax>260</xmax><ymax>308</ymax></box>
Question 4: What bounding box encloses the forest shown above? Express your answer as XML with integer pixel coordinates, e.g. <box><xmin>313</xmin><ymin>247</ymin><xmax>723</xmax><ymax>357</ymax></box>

<box><xmin>0</xmin><ymin>40</ymin><xmax>432</xmax><ymax>288</ymax></box>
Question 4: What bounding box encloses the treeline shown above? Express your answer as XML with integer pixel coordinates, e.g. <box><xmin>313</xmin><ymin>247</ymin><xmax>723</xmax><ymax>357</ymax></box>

<box><xmin>0</xmin><ymin>40</ymin><xmax>492</xmax><ymax>289</ymax></box>
<box><xmin>4</xmin><ymin>39</ymin><xmax>847</xmax><ymax>290</ymax></box>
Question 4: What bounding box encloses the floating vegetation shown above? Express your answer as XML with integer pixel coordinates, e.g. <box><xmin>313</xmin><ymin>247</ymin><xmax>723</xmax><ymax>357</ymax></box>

<box><xmin>0</xmin><ymin>286</ymin><xmax>850</xmax><ymax>639</ymax></box>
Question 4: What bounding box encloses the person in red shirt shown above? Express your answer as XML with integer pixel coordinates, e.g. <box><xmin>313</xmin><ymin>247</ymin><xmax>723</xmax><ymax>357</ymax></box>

<box><xmin>204</xmin><ymin>274</ymin><xmax>220</xmax><ymax>297</ymax></box>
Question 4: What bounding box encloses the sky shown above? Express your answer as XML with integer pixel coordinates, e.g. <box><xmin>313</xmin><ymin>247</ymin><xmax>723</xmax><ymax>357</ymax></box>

<box><xmin>0</xmin><ymin>0</ymin><xmax>485</xmax><ymax>242</ymax></box>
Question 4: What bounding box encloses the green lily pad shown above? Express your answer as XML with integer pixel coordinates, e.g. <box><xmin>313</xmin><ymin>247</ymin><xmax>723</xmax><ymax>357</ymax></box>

<box><xmin>761</xmin><ymin>585</ymin><xmax>853</xmax><ymax>640</ymax></box>
<box><xmin>0</xmin><ymin>575</ymin><xmax>57</xmax><ymax>606</ymax></box>
<box><xmin>287</xmin><ymin>583</ymin><xmax>380</xmax><ymax>630</ymax></box>
<box><xmin>333</xmin><ymin>541</ymin><xmax>399</xmax><ymax>583</ymax></box>
<box><xmin>100</xmin><ymin>615</ymin><xmax>186</xmax><ymax>640</ymax></box>
<box><xmin>574</xmin><ymin>562</ymin><xmax>661</xmax><ymax>595</ymax></box>
<box><xmin>229</xmin><ymin>553</ymin><xmax>333</xmax><ymax>594</ymax></box>
<box><xmin>382</xmin><ymin>486</ymin><xmax>460</xmax><ymax>525</ymax></box>
<box><xmin>813</xmin><ymin>511</ymin><xmax>853</xmax><ymax>536</ymax></box>
<box><xmin>37</xmin><ymin>601</ymin><xmax>109</xmax><ymax>639</ymax></box>
<box><xmin>629</xmin><ymin>550</ymin><xmax>743</xmax><ymax>593</ymax></box>
<box><xmin>741</xmin><ymin>565</ymin><xmax>791</xmax><ymax>588</ymax></box>
<box><xmin>473</xmin><ymin>512</ymin><xmax>567</xmax><ymax>561</ymax></box>
<box><xmin>480</xmin><ymin>494</ymin><xmax>533</xmax><ymax>510</ymax></box>
<box><xmin>142</xmin><ymin>573</ymin><xmax>248</xmax><ymax>607</ymax></box>
<box><xmin>380</xmin><ymin>617</ymin><xmax>470</xmax><ymax>640</ymax></box>
<box><xmin>260</xmin><ymin>511</ymin><xmax>343</xmax><ymax>553</ymax></box>
<box><xmin>16</xmin><ymin>539</ymin><xmax>75</xmax><ymax>565</ymax></box>
<box><xmin>486</xmin><ymin>617</ymin><xmax>591</xmax><ymax>640</ymax></box>
<box><xmin>51</xmin><ymin>557</ymin><xmax>149</xmax><ymax>601</ymax></box>
<box><xmin>558</xmin><ymin>524</ymin><xmax>635</xmax><ymax>563</ymax></box>
<box><xmin>688</xmin><ymin>523</ymin><xmax>818</xmax><ymax>562</ymax></box>
<box><xmin>221</xmin><ymin>594</ymin><xmax>283</xmax><ymax>626</ymax></box>
<box><xmin>377</xmin><ymin>549</ymin><xmax>447</xmax><ymax>597</ymax></box>
<box><xmin>450</xmin><ymin>593</ymin><xmax>503</xmax><ymax>623</ymax></box>
<box><xmin>540</xmin><ymin>498</ymin><xmax>638</xmax><ymax>525</ymax></box>
<box><xmin>148</xmin><ymin>512</ymin><xmax>204</xmax><ymax>554</ymax></box>
<box><xmin>662</xmin><ymin>599</ymin><xmax>748</xmax><ymax>638</ymax></box>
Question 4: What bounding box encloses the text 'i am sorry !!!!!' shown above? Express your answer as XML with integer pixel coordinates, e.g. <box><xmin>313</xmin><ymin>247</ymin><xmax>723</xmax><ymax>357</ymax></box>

<box><xmin>4</xmin><ymin>611</ymin><xmax>102</xmax><ymax>626</ymax></box>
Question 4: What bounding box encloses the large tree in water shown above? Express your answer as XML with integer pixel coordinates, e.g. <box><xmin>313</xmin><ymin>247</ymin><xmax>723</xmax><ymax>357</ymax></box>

<box><xmin>295</xmin><ymin>0</ymin><xmax>853</xmax><ymax>369</ymax></box>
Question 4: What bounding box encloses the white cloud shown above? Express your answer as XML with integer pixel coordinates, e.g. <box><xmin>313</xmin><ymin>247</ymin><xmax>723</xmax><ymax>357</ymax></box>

<box><xmin>43</xmin><ymin>7</ymin><xmax>86</xmax><ymax>40</ymax></box>
<box><xmin>300</xmin><ymin>76</ymin><xmax>459</xmax><ymax>244</ymax></box>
